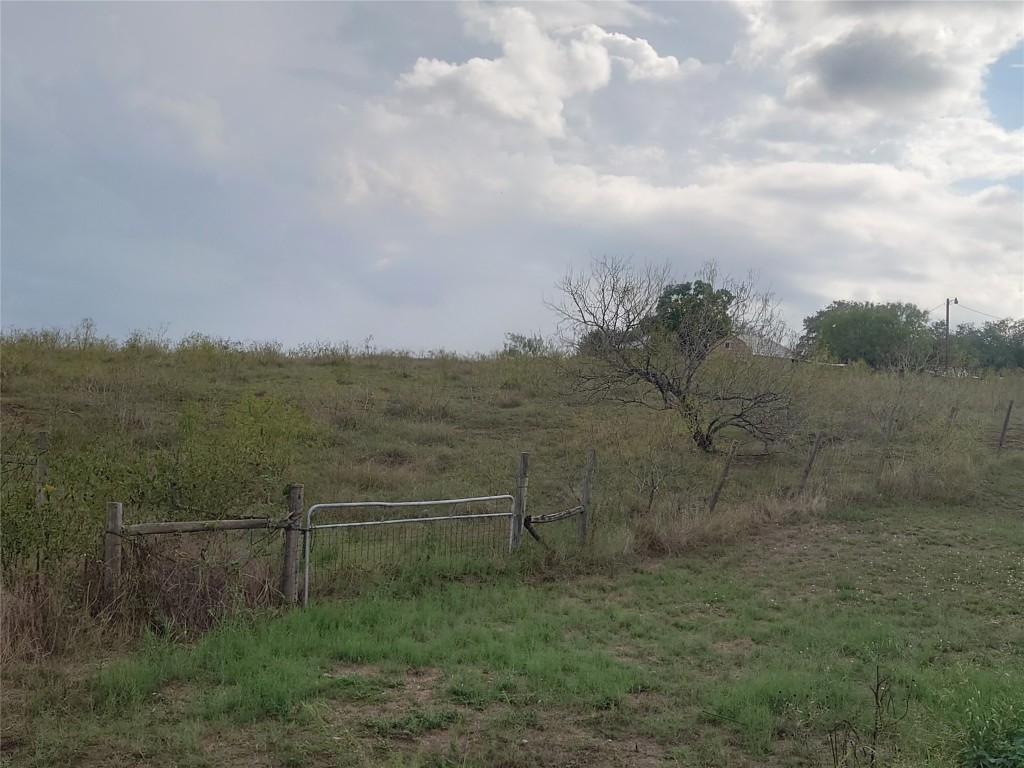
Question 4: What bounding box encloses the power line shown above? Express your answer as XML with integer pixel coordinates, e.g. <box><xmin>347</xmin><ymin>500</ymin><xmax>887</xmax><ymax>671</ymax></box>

<box><xmin>924</xmin><ymin>302</ymin><xmax>946</xmax><ymax>315</ymax></box>
<box><xmin>956</xmin><ymin>303</ymin><xmax>1008</xmax><ymax>321</ymax></box>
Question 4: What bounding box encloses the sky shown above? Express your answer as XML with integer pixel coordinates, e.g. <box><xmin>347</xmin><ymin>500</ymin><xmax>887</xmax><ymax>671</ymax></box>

<box><xmin>2</xmin><ymin>1</ymin><xmax>1022</xmax><ymax>354</ymax></box>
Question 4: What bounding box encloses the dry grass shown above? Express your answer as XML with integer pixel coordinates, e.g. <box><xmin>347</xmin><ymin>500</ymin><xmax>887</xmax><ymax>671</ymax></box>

<box><xmin>0</xmin><ymin>328</ymin><xmax>1021</xmax><ymax>669</ymax></box>
<box><xmin>111</xmin><ymin>532</ymin><xmax>282</xmax><ymax>638</ymax></box>
<box><xmin>0</xmin><ymin>560</ymin><xmax>107</xmax><ymax>665</ymax></box>
<box><xmin>0</xmin><ymin>532</ymin><xmax>281</xmax><ymax>667</ymax></box>
<box><xmin>633</xmin><ymin>492</ymin><xmax>830</xmax><ymax>556</ymax></box>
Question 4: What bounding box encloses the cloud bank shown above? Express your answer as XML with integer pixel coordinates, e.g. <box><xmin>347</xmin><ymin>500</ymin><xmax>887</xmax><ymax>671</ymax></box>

<box><xmin>2</xmin><ymin>1</ymin><xmax>1021</xmax><ymax>351</ymax></box>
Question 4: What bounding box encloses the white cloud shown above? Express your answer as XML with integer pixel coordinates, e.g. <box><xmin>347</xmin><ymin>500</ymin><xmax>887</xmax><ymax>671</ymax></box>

<box><xmin>735</xmin><ymin>0</ymin><xmax>1023</xmax><ymax>120</ymax></box>
<box><xmin>321</xmin><ymin>3</ymin><xmax>1022</xmax><ymax>330</ymax></box>
<box><xmin>399</xmin><ymin>8</ymin><xmax>610</xmax><ymax>138</ymax></box>
<box><xmin>399</xmin><ymin>5</ymin><xmax>703</xmax><ymax>138</ymax></box>
<box><xmin>718</xmin><ymin>1</ymin><xmax>1024</xmax><ymax>217</ymax></box>
<box><xmin>513</xmin><ymin>0</ymin><xmax>659</xmax><ymax>32</ymax></box>
<box><xmin>900</xmin><ymin>118</ymin><xmax>1024</xmax><ymax>183</ymax></box>
<box><xmin>3</xmin><ymin>2</ymin><xmax>1022</xmax><ymax>352</ymax></box>
<box><xmin>592</xmin><ymin>28</ymin><xmax>700</xmax><ymax>81</ymax></box>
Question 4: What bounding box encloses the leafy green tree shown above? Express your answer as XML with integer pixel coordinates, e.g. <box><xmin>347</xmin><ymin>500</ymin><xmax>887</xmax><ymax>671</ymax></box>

<box><xmin>798</xmin><ymin>301</ymin><xmax>932</xmax><ymax>368</ymax></box>
<box><xmin>953</xmin><ymin>319</ymin><xmax>1024</xmax><ymax>370</ymax></box>
<box><xmin>577</xmin><ymin>281</ymin><xmax>736</xmax><ymax>358</ymax></box>
<box><xmin>655</xmin><ymin>281</ymin><xmax>734</xmax><ymax>340</ymax></box>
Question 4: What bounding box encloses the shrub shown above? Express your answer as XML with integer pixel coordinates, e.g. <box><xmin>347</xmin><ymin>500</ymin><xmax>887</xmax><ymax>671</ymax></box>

<box><xmin>959</xmin><ymin>696</ymin><xmax>1024</xmax><ymax>768</ymax></box>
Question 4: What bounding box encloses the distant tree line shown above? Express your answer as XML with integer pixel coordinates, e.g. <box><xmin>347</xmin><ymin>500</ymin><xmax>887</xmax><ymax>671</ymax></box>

<box><xmin>797</xmin><ymin>300</ymin><xmax>1023</xmax><ymax>371</ymax></box>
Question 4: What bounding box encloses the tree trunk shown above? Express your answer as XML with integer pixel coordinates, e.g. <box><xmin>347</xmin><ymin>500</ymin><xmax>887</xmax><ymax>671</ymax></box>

<box><xmin>682</xmin><ymin>404</ymin><xmax>715</xmax><ymax>453</ymax></box>
<box><xmin>692</xmin><ymin>427</ymin><xmax>714</xmax><ymax>453</ymax></box>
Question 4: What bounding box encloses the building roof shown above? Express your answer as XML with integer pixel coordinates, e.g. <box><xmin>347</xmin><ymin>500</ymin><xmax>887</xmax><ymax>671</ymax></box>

<box><xmin>736</xmin><ymin>332</ymin><xmax>794</xmax><ymax>358</ymax></box>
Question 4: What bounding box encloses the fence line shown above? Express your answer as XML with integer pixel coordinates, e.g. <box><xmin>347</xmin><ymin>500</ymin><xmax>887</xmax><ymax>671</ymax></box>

<box><xmin>523</xmin><ymin>448</ymin><xmax>596</xmax><ymax>547</ymax></box>
<box><xmin>793</xmin><ymin>431</ymin><xmax>824</xmax><ymax>498</ymax></box>
<box><xmin>282</xmin><ymin>485</ymin><xmax>304</xmax><ymax>604</ymax></box>
<box><xmin>102</xmin><ymin>499</ymin><xmax>296</xmax><ymax>605</ymax></box>
<box><xmin>579</xmin><ymin>448</ymin><xmax>596</xmax><ymax>546</ymax></box>
<box><xmin>2</xmin><ymin>431</ymin><xmax>49</xmax><ymax>553</ymax></box>
<box><xmin>707</xmin><ymin>444</ymin><xmax>737</xmax><ymax>514</ymax></box>
<box><xmin>87</xmin><ymin>400</ymin><xmax>1022</xmax><ymax>621</ymax></box>
<box><xmin>302</xmin><ymin>495</ymin><xmax>516</xmax><ymax>605</ymax></box>
<box><xmin>512</xmin><ymin>453</ymin><xmax>529</xmax><ymax>549</ymax></box>
<box><xmin>997</xmin><ymin>400</ymin><xmax>1014</xmax><ymax>456</ymax></box>
<box><xmin>103</xmin><ymin>451</ymin><xmax>599</xmax><ymax>607</ymax></box>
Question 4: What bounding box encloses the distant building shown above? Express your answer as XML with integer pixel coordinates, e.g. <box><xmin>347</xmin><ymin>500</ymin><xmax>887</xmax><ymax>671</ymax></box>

<box><xmin>715</xmin><ymin>333</ymin><xmax>794</xmax><ymax>359</ymax></box>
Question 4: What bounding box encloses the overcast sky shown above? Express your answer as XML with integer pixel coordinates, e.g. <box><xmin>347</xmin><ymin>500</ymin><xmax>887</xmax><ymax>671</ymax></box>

<box><xmin>2</xmin><ymin>1</ymin><xmax>1022</xmax><ymax>353</ymax></box>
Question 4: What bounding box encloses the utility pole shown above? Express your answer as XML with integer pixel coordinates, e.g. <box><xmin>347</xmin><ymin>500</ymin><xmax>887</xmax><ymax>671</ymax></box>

<box><xmin>945</xmin><ymin>297</ymin><xmax>958</xmax><ymax>372</ymax></box>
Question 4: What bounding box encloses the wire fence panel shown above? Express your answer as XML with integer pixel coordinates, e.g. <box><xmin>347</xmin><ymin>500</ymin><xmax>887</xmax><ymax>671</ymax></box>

<box><xmin>303</xmin><ymin>496</ymin><xmax>514</xmax><ymax>602</ymax></box>
<box><xmin>120</xmin><ymin>526</ymin><xmax>282</xmax><ymax>632</ymax></box>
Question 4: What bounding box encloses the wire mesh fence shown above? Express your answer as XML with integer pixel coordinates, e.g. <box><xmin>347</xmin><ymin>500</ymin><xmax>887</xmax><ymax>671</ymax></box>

<box><xmin>304</xmin><ymin>496</ymin><xmax>514</xmax><ymax>600</ymax></box>
<box><xmin>119</xmin><ymin>526</ymin><xmax>282</xmax><ymax>633</ymax></box>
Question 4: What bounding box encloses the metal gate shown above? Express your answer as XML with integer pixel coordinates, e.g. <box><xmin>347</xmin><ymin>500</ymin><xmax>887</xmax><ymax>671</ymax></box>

<box><xmin>302</xmin><ymin>495</ymin><xmax>516</xmax><ymax>604</ymax></box>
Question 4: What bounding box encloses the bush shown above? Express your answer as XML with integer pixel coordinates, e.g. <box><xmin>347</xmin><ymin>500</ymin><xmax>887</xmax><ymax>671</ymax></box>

<box><xmin>501</xmin><ymin>332</ymin><xmax>558</xmax><ymax>357</ymax></box>
<box><xmin>959</xmin><ymin>696</ymin><xmax>1024</xmax><ymax>768</ymax></box>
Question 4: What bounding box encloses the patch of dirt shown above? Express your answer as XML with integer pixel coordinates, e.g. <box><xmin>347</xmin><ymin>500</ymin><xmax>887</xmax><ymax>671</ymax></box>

<box><xmin>200</xmin><ymin>726</ymin><xmax>277</xmax><ymax>768</ymax></box>
<box><xmin>712</xmin><ymin>637</ymin><xmax>756</xmax><ymax>656</ymax></box>
<box><xmin>633</xmin><ymin>559</ymin><xmax>665</xmax><ymax>573</ymax></box>
<box><xmin>308</xmin><ymin>667</ymin><xmax>679</xmax><ymax>767</ymax></box>
<box><xmin>505</xmin><ymin>721</ymin><xmax>668</xmax><ymax>768</ymax></box>
<box><xmin>321</xmin><ymin>665</ymin><xmax>443</xmax><ymax>721</ymax></box>
<box><xmin>147</xmin><ymin>681</ymin><xmax>197</xmax><ymax>720</ymax></box>
<box><xmin>324</xmin><ymin>661</ymin><xmax>379</xmax><ymax>678</ymax></box>
<box><xmin>360</xmin><ymin>449</ymin><xmax>414</xmax><ymax>468</ymax></box>
<box><xmin>404</xmin><ymin>667</ymin><xmax>441</xmax><ymax>707</ymax></box>
<box><xmin>759</xmin><ymin>520</ymin><xmax>848</xmax><ymax>549</ymax></box>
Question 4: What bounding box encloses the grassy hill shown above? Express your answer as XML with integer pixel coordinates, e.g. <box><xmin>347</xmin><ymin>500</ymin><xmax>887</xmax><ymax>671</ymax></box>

<box><xmin>1</xmin><ymin>327</ymin><xmax>1022</xmax><ymax>766</ymax></box>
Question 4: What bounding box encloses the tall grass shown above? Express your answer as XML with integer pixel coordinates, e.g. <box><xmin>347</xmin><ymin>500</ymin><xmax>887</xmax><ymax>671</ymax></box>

<box><xmin>1</xmin><ymin>323</ymin><xmax>1021</xmax><ymax>661</ymax></box>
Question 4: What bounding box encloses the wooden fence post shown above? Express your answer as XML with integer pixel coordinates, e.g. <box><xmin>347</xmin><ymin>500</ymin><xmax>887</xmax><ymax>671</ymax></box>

<box><xmin>104</xmin><ymin>502</ymin><xmax>123</xmax><ymax>600</ymax></box>
<box><xmin>997</xmin><ymin>400</ymin><xmax>1014</xmax><ymax>457</ymax></box>
<box><xmin>34</xmin><ymin>431</ymin><xmax>49</xmax><ymax>509</ymax></box>
<box><xmin>707</xmin><ymin>444</ymin><xmax>736</xmax><ymax>514</ymax></box>
<box><xmin>34</xmin><ymin>431</ymin><xmax>49</xmax><ymax>574</ymax></box>
<box><xmin>578</xmin><ymin>449</ymin><xmax>596</xmax><ymax>548</ymax></box>
<box><xmin>282</xmin><ymin>484</ymin><xmax>304</xmax><ymax>604</ymax></box>
<box><xmin>876</xmin><ymin>409</ymin><xmax>897</xmax><ymax>490</ymax></box>
<box><xmin>947</xmin><ymin>405</ymin><xmax>959</xmax><ymax>427</ymax></box>
<box><xmin>512</xmin><ymin>453</ymin><xmax>529</xmax><ymax>550</ymax></box>
<box><xmin>794</xmin><ymin>431</ymin><xmax>824</xmax><ymax>498</ymax></box>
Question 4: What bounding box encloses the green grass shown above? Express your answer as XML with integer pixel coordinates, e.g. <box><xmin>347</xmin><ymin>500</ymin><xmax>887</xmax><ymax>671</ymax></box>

<box><xmin>5</xmin><ymin>469</ymin><xmax>1022</xmax><ymax>766</ymax></box>
<box><xmin>2</xmin><ymin>328</ymin><xmax>1022</xmax><ymax>766</ymax></box>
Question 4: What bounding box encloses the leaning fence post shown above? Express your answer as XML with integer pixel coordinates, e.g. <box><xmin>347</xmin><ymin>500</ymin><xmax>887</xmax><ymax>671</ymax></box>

<box><xmin>512</xmin><ymin>453</ymin><xmax>529</xmax><ymax>550</ymax></box>
<box><xmin>104</xmin><ymin>501</ymin><xmax>123</xmax><ymax>600</ymax></box>
<box><xmin>578</xmin><ymin>448</ymin><xmax>595</xmax><ymax>548</ymax></box>
<box><xmin>794</xmin><ymin>431</ymin><xmax>824</xmax><ymax>498</ymax></box>
<box><xmin>997</xmin><ymin>400</ymin><xmax>1014</xmax><ymax>457</ymax></box>
<box><xmin>707</xmin><ymin>444</ymin><xmax>736</xmax><ymax>515</ymax></box>
<box><xmin>34</xmin><ymin>431</ymin><xmax>49</xmax><ymax>510</ymax></box>
<box><xmin>876</xmin><ymin>409</ymin><xmax>897</xmax><ymax>491</ymax></box>
<box><xmin>34</xmin><ymin>431</ymin><xmax>50</xmax><ymax>575</ymax></box>
<box><xmin>282</xmin><ymin>484</ymin><xmax>304</xmax><ymax>604</ymax></box>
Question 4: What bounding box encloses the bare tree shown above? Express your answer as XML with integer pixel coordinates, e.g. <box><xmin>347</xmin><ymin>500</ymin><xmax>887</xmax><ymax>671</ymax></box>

<box><xmin>551</xmin><ymin>256</ymin><xmax>800</xmax><ymax>453</ymax></box>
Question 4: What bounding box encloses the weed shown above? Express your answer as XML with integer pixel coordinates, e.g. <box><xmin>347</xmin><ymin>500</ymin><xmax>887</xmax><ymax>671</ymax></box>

<box><xmin>958</xmin><ymin>695</ymin><xmax>1024</xmax><ymax>768</ymax></box>
<box><xmin>827</xmin><ymin>666</ymin><xmax>910</xmax><ymax>768</ymax></box>
<box><xmin>367</xmin><ymin>709</ymin><xmax>460</xmax><ymax>739</ymax></box>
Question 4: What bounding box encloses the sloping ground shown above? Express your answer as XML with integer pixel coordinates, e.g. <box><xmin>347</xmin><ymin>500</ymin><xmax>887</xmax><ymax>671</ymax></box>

<box><xmin>3</xmin><ymin>459</ymin><xmax>1022</xmax><ymax>767</ymax></box>
<box><xmin>981</xmin><ymin>452</ymin><xmax>1024</xmax><ymax>511</ymax></box>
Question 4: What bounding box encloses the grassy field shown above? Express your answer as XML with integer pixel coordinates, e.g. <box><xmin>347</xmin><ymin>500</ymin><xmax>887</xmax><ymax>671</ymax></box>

<box><xmin>1</xmin><ymin>328</ymin><xmax>1022</xmax><ymax>766</ymax></box>
<box><xmin>3</xmin><ymin>461</ymin><xmax>1022</xmax><ymax>767</ymax></box>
